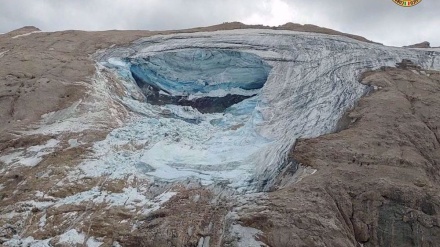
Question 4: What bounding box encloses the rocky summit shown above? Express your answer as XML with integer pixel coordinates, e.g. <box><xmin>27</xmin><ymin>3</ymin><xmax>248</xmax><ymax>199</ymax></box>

<box><xmin>0</xmin><ymin>22</ymin><xmax>440</xmax><ymax>247</ymax></box>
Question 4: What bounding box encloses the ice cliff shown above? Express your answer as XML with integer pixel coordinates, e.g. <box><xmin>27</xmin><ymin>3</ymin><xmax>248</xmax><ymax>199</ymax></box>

<box><xmin>94</xmin><ymin>29</ymin><xmax>440</xmax><ymax>191</ymax></box>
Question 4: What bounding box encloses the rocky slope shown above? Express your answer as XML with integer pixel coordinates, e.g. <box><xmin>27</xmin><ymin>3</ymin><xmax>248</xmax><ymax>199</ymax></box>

<box><xmin>404</xmin><ymin>41</ymin><xmax>431</xmax><ymax>48</ymax></box>
<box><xmin>0</xmin><ymin>23</ymin><xmax>440</xmax><ymax>247</ymax></box>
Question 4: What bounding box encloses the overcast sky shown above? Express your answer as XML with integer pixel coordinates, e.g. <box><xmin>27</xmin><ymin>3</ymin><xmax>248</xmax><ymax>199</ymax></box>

<box><xmin>0</xmin><ymin>0</ymin><xmax>438</xmax><ymax>46</ymax></box>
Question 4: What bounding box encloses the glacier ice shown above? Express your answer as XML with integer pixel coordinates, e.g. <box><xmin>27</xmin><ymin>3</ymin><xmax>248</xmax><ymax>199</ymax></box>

<box><xmin>126</xmin><ymin>49</ymin><xmax>271</xmax><ymax>113</ymax></box>
<box><xmin>130</xmin><ymin>49</ymin><xmax>271</xmax><ymax>95</ymax></box>
<box><xmin>92</xmin><ymin>29</ymin><xmax>440</xmax><ymax>191</ymax></box>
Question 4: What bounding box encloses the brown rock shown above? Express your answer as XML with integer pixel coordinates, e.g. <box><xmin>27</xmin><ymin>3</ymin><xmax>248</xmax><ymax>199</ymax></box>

<box><xmin>404</xmin><ymin>41</ymin><xmax>431</xmax><ymax>48</ymax></box>
<box><xmin>5</xmin><ymin>26</ymin><xmax>41</xmax><ymax>37</ymax></box>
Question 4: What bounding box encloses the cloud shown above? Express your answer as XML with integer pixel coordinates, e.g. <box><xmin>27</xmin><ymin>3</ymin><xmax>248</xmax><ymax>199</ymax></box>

<box><xmin>0</xmin><ymin>0</ymin><xmax>439</xmax><ymax>46</ymax></box>
<box><xmin>281</xmin><ymin>0</ymin><xmax>440</xmax><ymax>46</ymax></box>
<box><xmin>241</xmin><ymin>0</ymin><xmax>298</xmax><ymax>27</ymax></box>
<box><xmin>0</xmin><ymin>0</ymin><xmax>258</xmax><ymax>31</ymax></box>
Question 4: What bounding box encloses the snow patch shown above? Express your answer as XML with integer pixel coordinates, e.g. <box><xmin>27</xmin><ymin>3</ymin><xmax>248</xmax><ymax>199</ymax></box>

<box><xmin>39</xmin><ymin>213</ymin><xmax>47</xmax><ymax>229</ymax></box>
<box><xmin>3</xmin><ymin>230</ymin><xmax>103</xmax><ymax>247</ymax></box>
<box><xmin>52</xmin><ymin>186</ymin><xmax>176</xmax><ymax>214</ymax></box>
<box><xmin>57</xmin><ymin>229</ymin><xmax>85</xmax><ymax>245</ymax></box>
<box><xmin>86</xmin><ymin>237</ymin><xmax>103</xmax><ymax>247</ymax></box>
<box><xmin>27</xmin><ymin>100</ymin><xmax>96</xmax><ymax>135</ymax></box>
<box><xmin>3</xmin><ymin>236</ymin><xmax>51</xmax><ymax>247</ymax></box>
<box><xmin>11</xmin><ymin>31</ymin><xmax>41</xmax><ymax>39</ymax></box>
<box><xmin>230</xmin><ymin>224</ymin><xmax>267</xmax><ymax>247</ymax></box>
<box><xmin>0</xmin><ymin>50</ymin><xmax>9</xmax><ymax>58</ymax></box>
<box><xmin>112</xmin><ymin>241</ymin><xmax>123</xmax><ymax>247</ymax></box>
<box><xmin>68</xmin><ymin>139</ymin><xmax>80</xmax><ymax>148</ymax></box>
<box><xmin>0</xmin><ymin>139</ymin><xmax>59</xmax><ymax>167</ymax></box>
<box><xmin>0</xmin><ymin>151</ymin><xmax>24</xmax><ymax>165</ymax></box>
<box><xmin>0</xmin><ymin>211</ymin><xmax>22</xmax><ymax>220</ymax></box>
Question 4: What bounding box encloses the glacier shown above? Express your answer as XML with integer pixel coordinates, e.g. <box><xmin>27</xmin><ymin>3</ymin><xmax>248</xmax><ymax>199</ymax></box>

<box><xmin>92</xmin><ymin>29</ymin><xmax>440</xmax><ymax>191</ymax></box>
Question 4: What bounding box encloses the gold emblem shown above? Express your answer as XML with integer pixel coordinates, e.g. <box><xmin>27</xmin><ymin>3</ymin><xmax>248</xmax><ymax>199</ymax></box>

<box><xmin>392</xmin><ymin>0</ymin><xmax>422</xmax><ymax>7</ymax></box>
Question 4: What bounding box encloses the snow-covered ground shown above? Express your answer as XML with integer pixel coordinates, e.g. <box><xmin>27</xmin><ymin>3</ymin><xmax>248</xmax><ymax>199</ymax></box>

<box><xmin>0</xmin><ymin>139</ymin><xmax>59</xmax><ymax>169</ymax></box>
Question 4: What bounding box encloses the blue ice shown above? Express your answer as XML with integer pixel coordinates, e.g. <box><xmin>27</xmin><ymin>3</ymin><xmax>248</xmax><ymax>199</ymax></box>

<box><xmin>128</xmin><ymin>49</ymin><xmax>271</xmax><ymax>96</ymax></box>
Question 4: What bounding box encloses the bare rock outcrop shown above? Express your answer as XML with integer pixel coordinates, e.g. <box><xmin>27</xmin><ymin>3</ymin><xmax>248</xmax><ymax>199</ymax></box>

<box><xmin>404</xmin><ymin>41</ymin><xmax>431</xmax><ymax>48</ymax></box>
<box><xmin>4</xmin><ymin>26</ymin><xmax>41</xmax><ymax>37</ymax></box>
<box><xmin>277</xmin><ymin>22</ymin><xmax>378</xmax><ymax>44</ymax></box>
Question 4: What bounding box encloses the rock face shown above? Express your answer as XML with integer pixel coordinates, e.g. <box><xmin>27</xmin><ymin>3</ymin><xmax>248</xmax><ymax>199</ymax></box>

<box><xmin>404</xmin><ymin>41</ymin><xmax>431</xmax><ymax>48</ymax></box>
<box><xmin>4</xmin><ymin>26</ymin><xmax>41</xmax><ymax>37</ymax></box>
<box><xmin>1</xmin><ymin>23</ymin><xmax>440</xmax><ymax>247</ymax></box>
